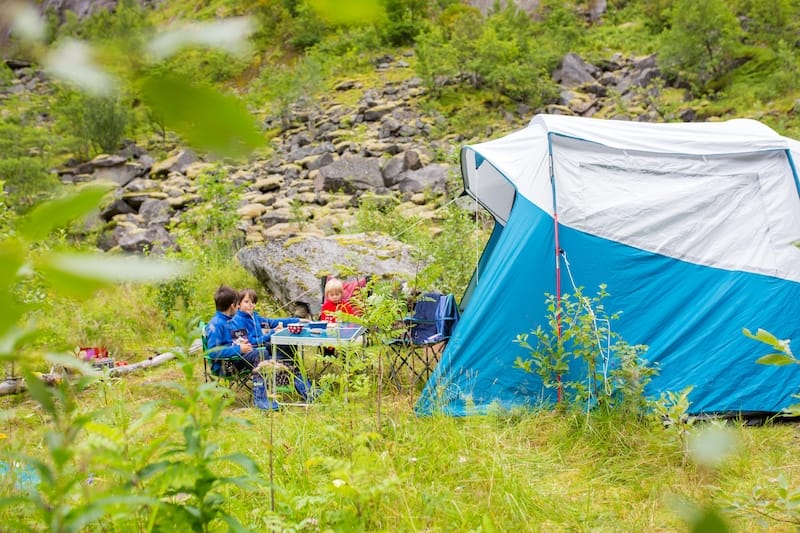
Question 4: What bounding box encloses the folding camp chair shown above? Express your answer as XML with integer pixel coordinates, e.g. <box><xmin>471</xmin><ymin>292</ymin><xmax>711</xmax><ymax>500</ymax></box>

<box><xmin>200</xmin><ymin>321</ymin><xmax>255</xmax><ymax>404</ymax></box>
<box><xmin>388</xmin><ymin>292</ymin><xmax>460</xmax><ymax>391</ymax></box>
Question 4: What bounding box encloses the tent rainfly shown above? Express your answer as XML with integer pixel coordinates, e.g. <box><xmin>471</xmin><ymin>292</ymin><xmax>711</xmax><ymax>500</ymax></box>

<box><xmin>416</xmin><ymin>114</ymin><xmax>800</xmax><ymax>417</ymax></box>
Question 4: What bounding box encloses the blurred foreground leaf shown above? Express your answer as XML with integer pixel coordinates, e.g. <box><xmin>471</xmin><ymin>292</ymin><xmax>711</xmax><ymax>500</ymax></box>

<box><xmin>140</xmin><ymin>74</ymin><xmax>263</xmax><ymax>158</ymax></box>
<box><xmin>7</xmin><ymin>1</ymin><xmax>45</xmax><ymax>43</ymax></box>
<box><xmin>43</xmin><ymin>253</ymin><xmax>191</xmax><ymax>283</ymax></box>
<box><xmin>146</xmin><ymin>17</ymin><xmax>255</xmax><ymax>60</ymax></box>
<box><xmin>17</xmin><ymin>184</ymin><xmax>113</xmax><ymax>242</ymax></box>
<box><xmin>309</xmin><ymin>0</ymin><xmax>384</xmax><ymax>25</ymax></box>
<box><xmin>44</xmin><ymin>39</ymin><xmax>116</xmax><ymax>96</ymax></box>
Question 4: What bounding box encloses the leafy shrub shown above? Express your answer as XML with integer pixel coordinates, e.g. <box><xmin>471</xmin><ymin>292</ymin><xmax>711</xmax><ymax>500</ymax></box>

<box><xmin>158</xmin><ymin>47</ymin><xmax>251</xmax><ymax>85</ymax></box>
<box><xmin>171</xmin><ymin>166</ymin><xmax>243</xmax><ymax>266</ymax></box>
<box><xmin>638</xmin><ymin>0</ymin><xmax>674</xmax><ymax>33</ymax></box>
<box><xmin>658</xmin><ymin>0</ymin><xmax>743</xmax><ymax>95</ymax></box>
<box><xmin>54</xmin><ymin>87</ymin><xmax>131</xmax><ymax>157</ymax></box>
<box><xmin>414</xmin><ymin>3</ymin><xmax>562</xmax><ymax>105</ymax></box>
<box><xmin>55</xmin><ymin>0</ymin><xmax>151</xmax><ymax>43</ymax></box>
<box><xmin>381</xmin><ymin>0</ymin><xmax>430</xmax><ymax>46</ymax></box>
<box><xmin>0</xmin><ymin>114</ymin><xmax>61</xmax><ymax>212</ymax></box>
<box><xmin>514</xmin><ymin>286</ymin><xmax>656</xmax><ymax>413</ymax></box>
<box><xmin>735</xmin><ymin>0</ymin><xmax>800</xmax><ymax>47</ymax></box>
<box><xmin>253</xmin><ymin>54</ymin><xmax>327</xmax><ymax>128</ymax></box>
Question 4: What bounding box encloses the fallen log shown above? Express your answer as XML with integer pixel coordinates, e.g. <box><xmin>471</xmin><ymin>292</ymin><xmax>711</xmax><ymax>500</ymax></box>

<box><xmin>108</xmin><ymin>352</ymin><xmax>176</xmax><ymax>376</ymax></box>
<box><xmin>0</xmin><ymin>378</ymin><xmax>25</xmax><ymax>396</ymax></box>
<box><xmin>0</xmin><ymin>352</ymin><xmax>178</xmax><ymax>396</ymax></box>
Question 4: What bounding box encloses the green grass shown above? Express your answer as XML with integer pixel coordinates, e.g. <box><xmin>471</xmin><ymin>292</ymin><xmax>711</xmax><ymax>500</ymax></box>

<box><xmin>1</xmin><ymin>358</ymin><xmax>799</xmax><ymax>531</ymax></box>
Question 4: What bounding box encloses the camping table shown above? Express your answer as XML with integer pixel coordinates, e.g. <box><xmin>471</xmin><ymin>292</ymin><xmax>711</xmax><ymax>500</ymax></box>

<box><xmin>269</xmin><ymin>323</ymin><xmax>366</xmax><ymax>401</ymax></box>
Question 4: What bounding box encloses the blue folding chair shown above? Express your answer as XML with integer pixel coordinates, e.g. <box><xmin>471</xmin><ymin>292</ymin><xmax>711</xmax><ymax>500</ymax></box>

<box><xmin>388</xmin><ymin>292</ymin><xmax>460</xmax><ymax>390</ymax></box>
<box><xmin>200</xmin><ymin>321</ymin><xmax>254</xmax><ymax>405</ymax></box>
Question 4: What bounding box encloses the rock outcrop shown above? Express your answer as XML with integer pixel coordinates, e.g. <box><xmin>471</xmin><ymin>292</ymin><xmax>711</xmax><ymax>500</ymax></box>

<box><xmin>236</xmin><ymin>233</ymin><xmax>426</xmax><ymax>317</ymax></box>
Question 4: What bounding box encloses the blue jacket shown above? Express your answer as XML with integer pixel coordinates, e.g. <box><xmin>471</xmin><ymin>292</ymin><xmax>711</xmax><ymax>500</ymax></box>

<box><xmin>230</xmin><ymin>310</ymin><xmax>299</xmax><ymax>346</ymax></box>
<box><xmin>205</xmin><ymin>311</ymin><xmax>244</xmax><ymax>362</ymax></box>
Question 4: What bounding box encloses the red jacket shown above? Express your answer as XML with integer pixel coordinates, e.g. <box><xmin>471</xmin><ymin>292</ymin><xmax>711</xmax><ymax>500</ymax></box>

<box><xmin>320</xmin><ymin>299</ymin><xmax>358</xmax><ymax>322</ymax></box>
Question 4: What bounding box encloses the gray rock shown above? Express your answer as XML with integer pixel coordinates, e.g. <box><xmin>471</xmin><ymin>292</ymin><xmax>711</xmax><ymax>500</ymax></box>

<box><xmin>150</xmin><ymin>149</ymin><xmax>198</xmax><ymax>178</ymax></box>
<box><xmin>382</xmin><ymin>153</ymin><xmax>407</xmax><ymax>186</ymax></box>
<box><xmin>236</xmin><ymin>232</ymin><xmax>427</xmax><ymax>316</ymax></box>
<box><xmin>316</xmin><ymin>155</ymin><xmax>384</xmax><ymax>194</ymax></box>
<box><xmin>112</xmin><ymin>223</ymin><xmax>175</xmax><ymax>254</ymax></box>
<box><xmin>554</xmin><ymin>53</ymin><xmax>599</xmax><ymax>88</ymax></box>
<box><xmin>380</xmin><ymin>117</ymin><xmax>402</xmax><ymax>138</ymax></box>
<box><xmin>88</xmin><ymin>154</ymin><xmax>127</xmax><ymax>168</ymax></box>
<box><xmin>139</xmin><ymin>198</ymin><xmax>172</xmax><ymax>226</ymax></box>
<box><xmin>92</xmin><ymin>162</ymin><xmax>142</xmax><ymax>187</ymax></box>
<box><xmin>100</xmin><ymin>198</ymin><xmax>136</xmax><ymax>221</ymax></box>
<box><xmin>396</xmin><ymin>164</ymin><xmax>449</xmax><ymax>195</ymax></box>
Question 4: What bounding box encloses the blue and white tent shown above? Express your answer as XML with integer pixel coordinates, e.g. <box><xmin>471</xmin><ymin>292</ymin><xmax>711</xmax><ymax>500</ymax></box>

<box><xmin>416</xmin><ymin>114</ymin><xmax>800</xmax><ymax>416</ymax></box>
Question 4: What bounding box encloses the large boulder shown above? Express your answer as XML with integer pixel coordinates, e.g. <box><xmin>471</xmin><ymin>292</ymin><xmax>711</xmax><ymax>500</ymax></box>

<box><xmin>236</xmin><ymin>232</ymin><xmax>427</xmax><ymax>316</ymax></box>
<box><xmin>315</xmin><ymin>155</ymin><xmax>384</xmax><ymax>193</ymax></box>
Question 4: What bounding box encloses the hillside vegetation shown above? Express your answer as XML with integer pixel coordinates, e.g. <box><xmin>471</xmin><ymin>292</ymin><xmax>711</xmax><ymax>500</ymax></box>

<box><xmin>1</xmin><ymin>0</ymin><xmax>800</xmax><ymax>531</ymax></box>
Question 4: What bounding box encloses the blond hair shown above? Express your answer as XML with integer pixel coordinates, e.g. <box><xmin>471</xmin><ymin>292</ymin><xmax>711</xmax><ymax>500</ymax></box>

<box><xmin>324</xmin><ymin>278</ymin><xmax>344</xmax><ymax>297</ymax></box>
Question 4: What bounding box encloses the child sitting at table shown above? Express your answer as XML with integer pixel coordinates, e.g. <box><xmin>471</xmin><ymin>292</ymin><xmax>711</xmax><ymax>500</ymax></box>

<box><xmin>231</xmin><ymin>288</ymin><xmax>313</xmax><ymax>403</ymax></box>
<box><xmin>205</xmin><ymin>285</ymin><xmax>255</xmax><ymax>374</ymax></box>
<box><xmin>320</xmin><ymin>278</ymin><xmax>360</xmax><ymax>322</ymax></box>
<box><xmin>319</xmin><ymin>278</ymin><xmax>363</xmax><ymax>358</ymax></box>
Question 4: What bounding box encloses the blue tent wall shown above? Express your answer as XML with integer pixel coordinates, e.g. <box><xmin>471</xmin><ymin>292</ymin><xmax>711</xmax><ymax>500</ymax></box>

<box><xmin>417</xmin><ymin>195</ymin><xmax>800</xmax><ymax>417</ymax></box>
<box><xmin>557</xmin><ymin>222</ymin><xmax>800</xmax><ymax>414</ymax></box>
<box><xmin>459</xmin><ymin>221</ymin><xmax>505</xmax><ymax>313</ymax></box>
<box><xmin>416</xmin><ymin>197</ymin><xmax>558</xmax><ymax>416</ymax></box>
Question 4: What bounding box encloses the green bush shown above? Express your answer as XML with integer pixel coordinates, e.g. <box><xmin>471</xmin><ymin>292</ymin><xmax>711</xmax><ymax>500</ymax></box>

<box><xmin>55</xmin><ymin>0</ymin><xmax>151</xmax><ymax>43</ymax></box>
<box><xmin>381</xmin><ymin>0</ymin><xmax>430</xmax><ymax>46</ymax></box>
<box><xmin>0</xmin><ymin>115</ymin><xmax>61</xmax><ymax>212</ymax></box>
<box><xmin>158</xmin><ymin>47</ymin><xmax>251</xmax><ymax>85</ymax></box>
<box><xmin>658</xmin><ymin>0</ymin><xmax>743</xmax><ymax>95</ymax></box>
<box><xmin>735</xmin><ymin>0</ymin><xmax>800</xmax><ymax>47</ymax></box>
<box><xmin>54</xmin><ymin>88</ymin><xmax>131</xmax><ymax>157</ymax></box>
<box><xmin>414</xmin><ymin>3</ymin><xmax>562</xmax><ymax>104</ymax></box>
<box><xmin>514</xmin><ymin>286</ymin><xmax>656</xmax><ymax>414</ymax></box>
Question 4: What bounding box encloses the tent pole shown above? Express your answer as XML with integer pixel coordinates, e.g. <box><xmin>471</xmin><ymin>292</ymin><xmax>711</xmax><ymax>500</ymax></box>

<box><xmin>554</xmin><ymin>216</ymin><xmax>563</xmax><ymax>404</ymax></box>
<box><xmin>548</xmin><ymin>147</ymin><xmax>563</xmax><ymax>404</ymax></box>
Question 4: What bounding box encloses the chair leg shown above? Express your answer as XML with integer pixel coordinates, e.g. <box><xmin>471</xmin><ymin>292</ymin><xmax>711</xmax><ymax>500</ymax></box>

<box><xmin>389</xmin><ymin>344</ymin><xmax>415</xmax><ymax>392</ymax></box>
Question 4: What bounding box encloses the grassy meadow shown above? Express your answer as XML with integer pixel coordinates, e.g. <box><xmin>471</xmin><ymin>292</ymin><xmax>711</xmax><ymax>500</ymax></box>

<box><xmin>2</xmin><ymin>344</ymin><xmax>800</xmax><ymax>532</ymax></box>
<box><xmin>3</xmin><ymin>1</ymin><xmax>800</xmax><ymax>531</ymax></box>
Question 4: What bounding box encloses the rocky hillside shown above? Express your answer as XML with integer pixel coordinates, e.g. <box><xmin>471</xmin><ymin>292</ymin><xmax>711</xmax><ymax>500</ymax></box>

<box><xmin>0</xmin><ymin>48</ymin><xmax>675</xmax><ymax>255</ymax></box>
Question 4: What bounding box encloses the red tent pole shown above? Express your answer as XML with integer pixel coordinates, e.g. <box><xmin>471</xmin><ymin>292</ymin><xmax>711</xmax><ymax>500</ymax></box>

<box><xmin>554</xmin><ymin>213</ymin><xmax>563</xmax><ymax>404</ymax></box>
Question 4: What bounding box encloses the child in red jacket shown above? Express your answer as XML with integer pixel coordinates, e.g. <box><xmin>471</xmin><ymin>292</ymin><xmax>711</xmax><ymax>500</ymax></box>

<box><xmin>319</xmin><ymin>278</ymin><xmax>359</xmax><ymax>322</ymax></box>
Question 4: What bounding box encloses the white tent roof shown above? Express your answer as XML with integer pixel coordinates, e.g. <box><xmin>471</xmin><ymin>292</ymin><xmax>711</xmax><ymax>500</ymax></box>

<box><xmin>461</xmin><ymin>115</ymin><xmax>800</xmax><ymax>282</ymax></box>
<box><xmin>530</xmin><ymin>115</ymin><xmax>789</xmax><ymax>155</ymax></box>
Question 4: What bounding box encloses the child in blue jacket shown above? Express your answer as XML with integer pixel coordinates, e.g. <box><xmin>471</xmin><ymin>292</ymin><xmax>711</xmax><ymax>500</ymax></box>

<box><xmin>205</xmin><ymin>285</ymin><xmax>256</xmax><ymax>376</ymax></box>
<box><xmin>231</xmin><ymin>288</ymin><xmax>300</xmax><ymax>353</ymax></box>
<box><xmin>231</xmin><ymin>288</ymin><xmax>314</xmax><ymax>402</ymax></box>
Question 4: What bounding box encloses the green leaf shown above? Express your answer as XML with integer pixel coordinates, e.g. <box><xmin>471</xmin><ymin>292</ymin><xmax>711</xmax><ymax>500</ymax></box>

<box><xmin>756</xmin><ymin>353</ymin><xmax>796</xmax><ymax>366</ymax></box>
<box><xmin>45</xmin><ymin>351</ymin><xmax>99</xmax><ymax>376</ymax></box>
<box><xmin>42</xmin><ymin>253</ymin><xmax>191</xmax><ymax>284</ymax></box>
<box><xmin>689</xmin><ymin>505</ymin><xmax>730</xmax><ymax>533</ymax></box>
<box><xmin>36</xmin><ymin>261</ymin><xmax>110</xmax><ymax>300</ymax></box>
<box><xmin>146</xmin><ymin>17</ymin><xmax>255</xmax><ymax>60</ymax></box>
<box><xmin>742</xmin><ymin>328</ymin><xmax>783</xmax><ymax>349</ymax></box>
<box><xmin>219</xmin><ymin>452</ymin><xmax>261</xmax><ymax>476</ymax></box>
<box><xmin>17</xmin><ymin>183</ymin><xmax>113</xmax><ymax>242</ymax></box>
<box><xmin>22</xmin><ymin>368</ymin><xmax>56</xmax><ymax>415</ymax></box>
<box><xmin>0</xmin><ymin>240</ymin><xmax>25</xmax><ymax>286</ymax></box>
<box><xmin>140</xmin><ymin>74</ymin><xmax>263</xmax><ymax>158</ymax></box>
<box><xmin>308</xmin><ymin>0</ymin><xmax>384</xmax><ymax>25</ymax></box>
<box><xmin>65</xmin><ymin>495</ymin><xmax>158</xmax><ymax>531</ymax></box>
